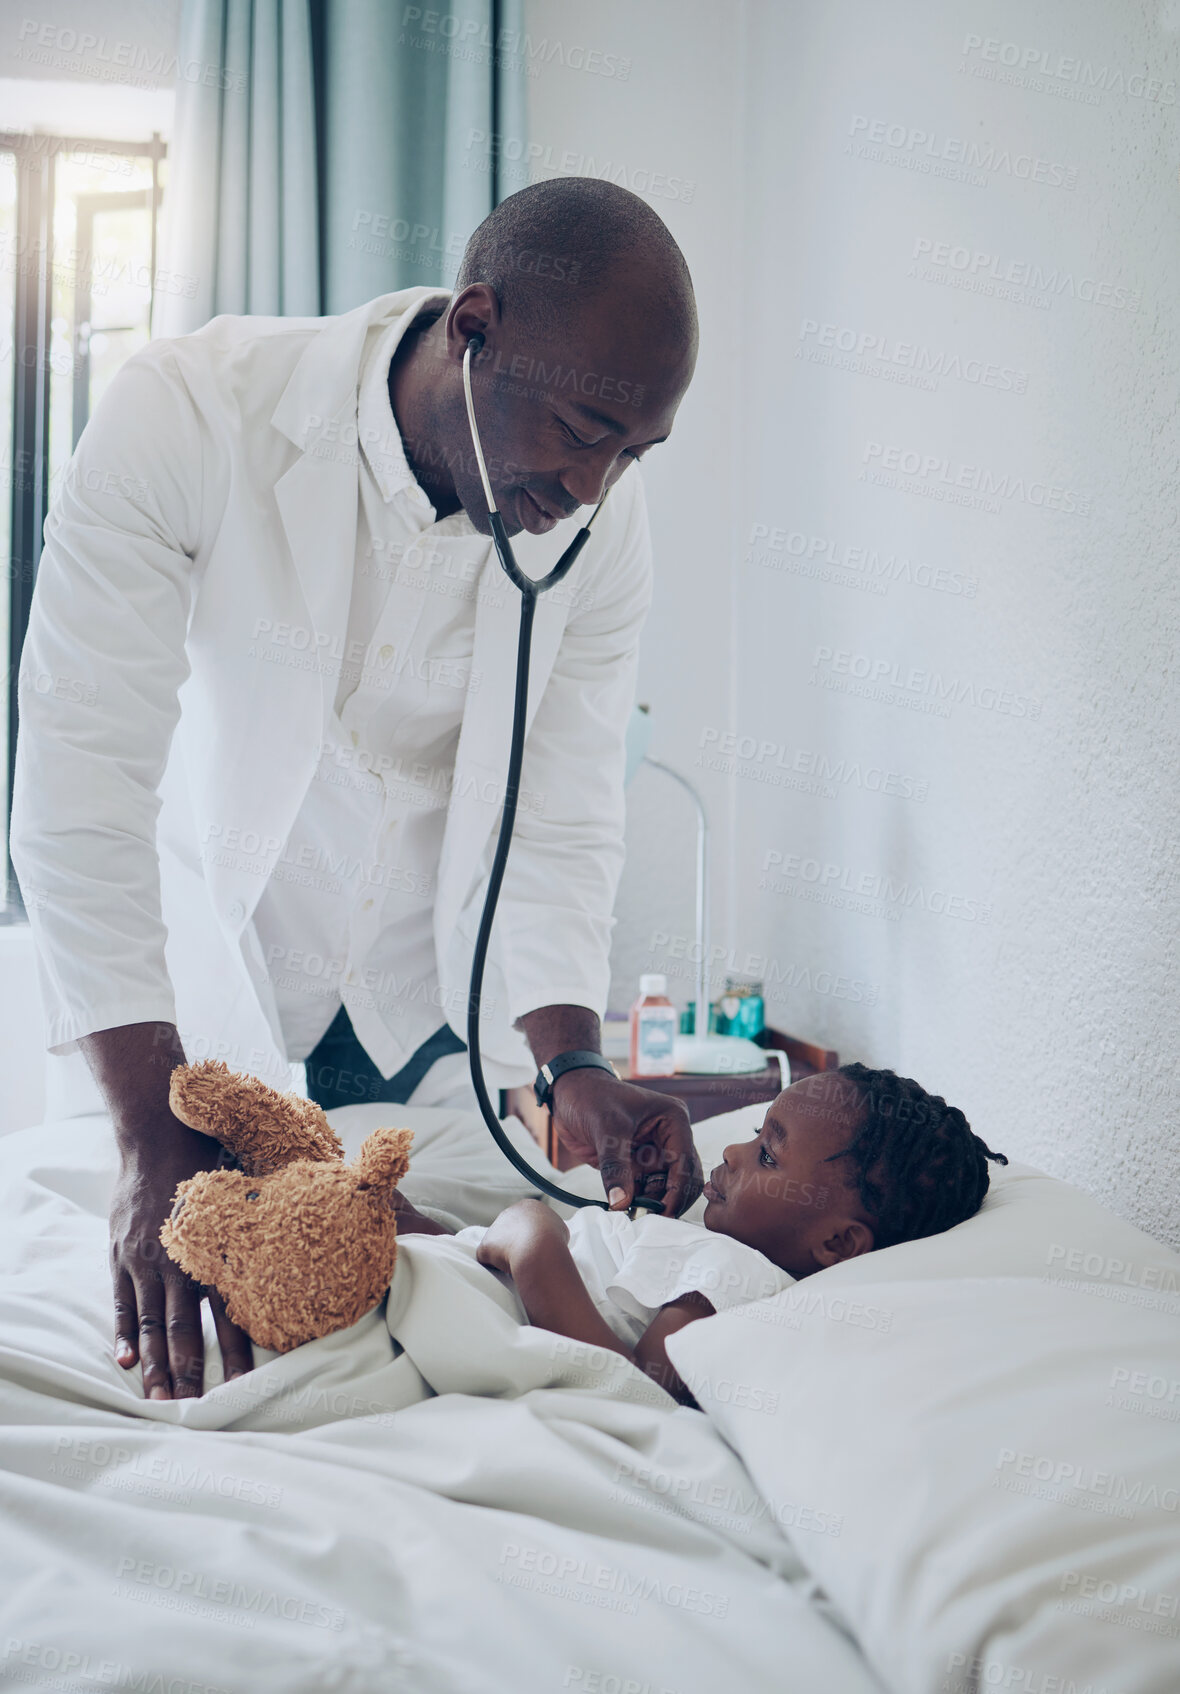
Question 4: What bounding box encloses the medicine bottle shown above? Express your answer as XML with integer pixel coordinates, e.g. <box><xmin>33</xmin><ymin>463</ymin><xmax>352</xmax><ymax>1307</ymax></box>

<box><xmin>716</xmin><ymin>975</ymin><xmax>765</xmax><ymax>1041</ymax></box>
<box><xmin>629</xmin><ymin>973</ymin><xmax>678</xmax><ymax>1076</ymax></box>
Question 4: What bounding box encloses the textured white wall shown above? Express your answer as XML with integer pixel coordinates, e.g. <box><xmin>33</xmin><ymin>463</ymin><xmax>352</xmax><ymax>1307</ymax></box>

<box><xmin>527</xmin><ymin>0</ymin><xmax>1180</xmax><ymax>1246</ymax></box>
<box><xmin>521</xmin><ymin>0</ymin><xmax>748</xmax><ymax>1024</ymax></box>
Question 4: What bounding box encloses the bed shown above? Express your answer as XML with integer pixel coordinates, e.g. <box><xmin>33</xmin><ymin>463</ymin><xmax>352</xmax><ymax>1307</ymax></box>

<box><xmin>2</xmin><ymin>1097</ymin><xmax>1178</xmax><ymax>1693</ymax></box>
<box><xmin>0</xmin><ymin>1099</ymin><xmax>882</xmax><ymax>1694</ymax></box>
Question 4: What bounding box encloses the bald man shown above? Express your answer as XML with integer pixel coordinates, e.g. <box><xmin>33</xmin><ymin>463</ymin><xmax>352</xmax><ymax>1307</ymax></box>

<box><xmin>11</xmin><ymin>178</ymin><xmax>702</xmax><ymax>1399</ymax></box>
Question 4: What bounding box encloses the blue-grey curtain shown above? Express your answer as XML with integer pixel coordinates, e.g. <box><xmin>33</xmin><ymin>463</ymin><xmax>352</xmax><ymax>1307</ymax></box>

<box><xmin>157</xmin><ymin>0</ymin><xmax>527</xmax><ymax>335</ymax></box>
<box><xmin>156</xmin><ymin>0</ymin><xmax>319</xmax><ymax>334</ymax></box>
<box><xmin>317</xmin><ymin>0</ymin><xmax>527</xmax><ymax>312</ymax></box>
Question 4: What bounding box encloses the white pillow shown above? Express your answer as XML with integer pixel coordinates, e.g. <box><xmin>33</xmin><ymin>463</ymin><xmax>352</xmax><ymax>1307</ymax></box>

<box><xmin>666</xmin><ymin>1158</ymin><xmax>1180</xmax><ymax>1694</ymax></box>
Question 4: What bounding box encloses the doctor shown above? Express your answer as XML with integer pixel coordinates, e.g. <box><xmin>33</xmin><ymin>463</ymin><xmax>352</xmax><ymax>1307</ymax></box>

<box><xmin>11</xmin><ymin>177</ymin><xmax>702</xmax><ymax>1399</ymax></box>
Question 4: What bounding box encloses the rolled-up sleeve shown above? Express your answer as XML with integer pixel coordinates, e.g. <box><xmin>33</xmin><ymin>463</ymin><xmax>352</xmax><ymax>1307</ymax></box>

<box><xmin>494</xmin><ymin>469</ymin><xmax>654</xmax><ymax>1023</ymax></box>
<box><xmin>10</xmin><ymin>345</ymin><xmax>204</xmax><ymax>1053</ymax></box>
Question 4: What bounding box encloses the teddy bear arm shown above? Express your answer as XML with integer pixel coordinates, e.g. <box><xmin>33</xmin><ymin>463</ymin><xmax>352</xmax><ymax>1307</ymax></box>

<box><xmin>293</xmin><ymin>1096</ymin><xmax>345</xmax><ymax>1163</ymax></box>
<box><xmin>169</xmin><ymin>1062</ymin><xmax>343</xmax><ymax>1173</ymax></box>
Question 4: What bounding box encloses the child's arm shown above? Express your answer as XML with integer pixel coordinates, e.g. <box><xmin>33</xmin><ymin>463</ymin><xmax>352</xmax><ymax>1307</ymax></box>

<box><xmin>475</xmin><ymin>1199</ymin><xmax>714</xmax><ymax>1404</ymax></box>
<box><xmin>632</xmin><ymin>1293</ymin><xmax>715</xmax><ymax>1403</ymax></box>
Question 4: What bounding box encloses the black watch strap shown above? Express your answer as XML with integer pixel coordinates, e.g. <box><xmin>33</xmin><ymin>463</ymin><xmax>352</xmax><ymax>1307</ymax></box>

<box><xmin>534</xmin><ymin>1049</ymin><xmax>618</xmax><ymax>1110</ymax></box>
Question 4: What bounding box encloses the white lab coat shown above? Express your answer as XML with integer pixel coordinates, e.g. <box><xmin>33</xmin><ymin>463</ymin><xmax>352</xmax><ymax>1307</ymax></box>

<box><xmin>10</xmin><ymin>288</ymin><xmax>653</xmax><ymax>1091</ymax></box>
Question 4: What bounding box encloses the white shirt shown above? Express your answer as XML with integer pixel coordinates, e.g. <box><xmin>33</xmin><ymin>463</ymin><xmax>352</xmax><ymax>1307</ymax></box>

<box><xmin>253</xmin><ymin>292</ymin><xmax>491</xmax><ymax>1073</ymax></box>
<box><xmin>455</xmin><ymin>1210</ymin><xmax>795</xmax><ymax>1347</ymax></box>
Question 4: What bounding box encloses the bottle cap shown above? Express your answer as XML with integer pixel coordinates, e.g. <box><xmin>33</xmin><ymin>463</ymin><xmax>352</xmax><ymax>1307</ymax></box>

<box><xmin>639</xmin><ymin>973</ymin><xmax>667</xmax><ymax>996</ymax></box>
<box><xmin>724</xmin><ymin>974</ymin><xmax>763</xmax><ymax>995</ymax></box>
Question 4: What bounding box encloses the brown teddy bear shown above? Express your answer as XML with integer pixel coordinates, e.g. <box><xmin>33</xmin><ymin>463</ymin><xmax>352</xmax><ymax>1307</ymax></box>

<box><xmin>159</xmin><ymin>1060</ymin><xmax>414</xmax><ymax>1353</ymax></box>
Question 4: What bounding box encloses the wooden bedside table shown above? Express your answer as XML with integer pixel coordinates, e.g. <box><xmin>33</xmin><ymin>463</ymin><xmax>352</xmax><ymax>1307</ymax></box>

<box><xmin>503</xmin><ymin>1026</ymin><xmax>839</xmax><ymax>1172</ymax></box>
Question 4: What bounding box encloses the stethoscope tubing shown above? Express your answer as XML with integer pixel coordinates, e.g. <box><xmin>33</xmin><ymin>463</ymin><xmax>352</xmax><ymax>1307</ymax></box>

<box><xmin>459</xmin><ymin>339</ymin><xmax>654</xmax><ymax>1212</ymax></box>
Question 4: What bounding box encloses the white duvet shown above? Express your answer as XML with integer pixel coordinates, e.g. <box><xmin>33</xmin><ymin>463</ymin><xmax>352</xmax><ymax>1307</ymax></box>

<box><xmin>0</xmin><ymin>1106</ymin><xmax>884</xmax><ymax>1694</ymax></box>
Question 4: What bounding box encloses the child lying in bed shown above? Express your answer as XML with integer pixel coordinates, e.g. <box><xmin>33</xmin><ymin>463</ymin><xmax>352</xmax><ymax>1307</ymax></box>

<box><xmin>392</xmin><ymin>1063</ymin><xmax>1007</xmax><ymax>1405</ymax></box>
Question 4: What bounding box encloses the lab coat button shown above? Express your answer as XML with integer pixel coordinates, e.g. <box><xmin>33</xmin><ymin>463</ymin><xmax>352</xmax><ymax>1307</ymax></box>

<box><xmin>380</xmin><ymin>644</ymin><xmax>394</xmax><ymax>662</ymax></box>
<box><xmin>227</xmin><ymin>901</ymin><xmax>245</xmax><ymax>922</ymax></box>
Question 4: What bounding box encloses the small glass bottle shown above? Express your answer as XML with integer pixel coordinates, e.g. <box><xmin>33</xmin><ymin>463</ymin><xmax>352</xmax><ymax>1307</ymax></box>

<box><xmin>630</xmin><ymin>973</ymin><xmax>678</xmax><ymax>1076</ymax></box>
<box><xmin>716</xmin><ymin>975</ymin><xmax>766</xmax><ymax>1040</ymax></box>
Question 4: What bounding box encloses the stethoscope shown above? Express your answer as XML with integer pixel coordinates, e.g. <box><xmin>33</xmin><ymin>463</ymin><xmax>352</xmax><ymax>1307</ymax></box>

<box><xmin>460</xmin><ymin>334</ymin><xmax>662</xmax><ymax>1214</ymax></box>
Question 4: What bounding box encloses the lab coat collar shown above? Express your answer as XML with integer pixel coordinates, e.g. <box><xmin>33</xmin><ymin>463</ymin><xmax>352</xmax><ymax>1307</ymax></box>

<box><xmin>268</xmin><ymin>286</ymin><xmax>442</xmax><ymax>449</ymax></box>
<box><xmin>356</xmin><ymin>291</ymin><xmax>458</xmax><ymax>511</ymax></box>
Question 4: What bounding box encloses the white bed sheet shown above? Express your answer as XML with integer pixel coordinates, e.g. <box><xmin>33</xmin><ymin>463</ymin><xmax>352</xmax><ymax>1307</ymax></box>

<box><xmin>0</xmin><ymin>1104</ymin><xmax>885</xmax><ymax>1694</ymax></box>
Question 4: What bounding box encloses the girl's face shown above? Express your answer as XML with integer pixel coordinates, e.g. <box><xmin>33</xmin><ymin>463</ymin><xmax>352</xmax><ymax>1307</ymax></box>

<box><xmin>702</xmin><ymin>1073</ymin><xmax>877</xmax><ymax>1278</ymax></box>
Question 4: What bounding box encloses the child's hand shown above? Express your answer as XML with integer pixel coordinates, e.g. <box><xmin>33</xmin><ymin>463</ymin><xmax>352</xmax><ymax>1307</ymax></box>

<box><xmin>476</xmin><ymin>1198</ymin><xmax>569</xmax><ymax>1275</ymax></box>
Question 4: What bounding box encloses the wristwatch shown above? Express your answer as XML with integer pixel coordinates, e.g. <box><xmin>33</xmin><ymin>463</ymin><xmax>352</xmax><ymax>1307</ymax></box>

<box><xmin>533</xmin><ymin>1049</ymin><xmax>619</xmax><ymax>1111</ymax></box>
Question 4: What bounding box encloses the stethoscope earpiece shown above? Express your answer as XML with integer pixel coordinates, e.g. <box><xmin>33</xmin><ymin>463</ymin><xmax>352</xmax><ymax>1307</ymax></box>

<box><xmin>466</xmin><ymin>332</ymin><xmax>485</xmax><ymax>357</ymax></box>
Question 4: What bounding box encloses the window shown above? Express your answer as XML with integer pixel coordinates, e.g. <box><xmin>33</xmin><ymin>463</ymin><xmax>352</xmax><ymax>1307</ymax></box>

<box><xmin>1</xmin><ymin>130</ymin><xmax>167</xmax><ymax>919</ymax></box>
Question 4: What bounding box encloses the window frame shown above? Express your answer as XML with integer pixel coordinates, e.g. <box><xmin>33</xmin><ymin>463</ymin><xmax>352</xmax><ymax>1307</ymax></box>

<box><xmin>2</xmin><ymin>129</ymin><xmax>167</xmax><ymax>921</ymax></box>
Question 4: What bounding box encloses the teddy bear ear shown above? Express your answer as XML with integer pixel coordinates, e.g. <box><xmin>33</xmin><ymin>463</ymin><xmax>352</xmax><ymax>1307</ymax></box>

<box><xmin>355</xmin><ymin>1127</ymin><xmax>415</xmax><ymax>1196</ymax></box>
<box><xmin>169</xmin><ymin>1061</ymin><xmax>345</xmax><ymax>1175</ymax></box>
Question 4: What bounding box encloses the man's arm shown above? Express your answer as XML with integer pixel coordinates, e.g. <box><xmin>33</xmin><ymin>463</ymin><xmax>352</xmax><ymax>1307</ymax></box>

<box><xmin>10</xmin><ymin>346</ymin><xmax>244</xmax><ymax>1398</ymax></box>
<box><xmin>475</xmin><ymin>1199</ymin><xmax>713</xmax><ymax>1404</ymax></box>
<box><xmin>516</xmin><ymin>1003</ymin><xmax>701</xmax><ymax>1218</ymax></box>
<box><xmin>11</xmin><ymin>346</ymin><xmax>205</xmax><ymax>1051</ymax></box>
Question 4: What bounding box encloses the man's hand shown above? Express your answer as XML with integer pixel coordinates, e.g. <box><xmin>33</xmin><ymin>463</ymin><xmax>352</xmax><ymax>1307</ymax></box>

<box><xmin>550</xmin><ymin>1068</ymin><xmax>703</xmax><ymax>1217</ymax></box>
<box><xmin>110</xmin><ymin>1119</ymin><xmax>253</xmax><ymax>1397</ymax></box>
<box><xmin>81</xmin><ymin>1021</ymin><xmax>253</xmax><ymax>1399</ymax></box>
<box><xmin>516</xmin><ymin>1005</ymin><xmax>704</xmax><ymax>1218</ymax></box>
<box><xmin>476</xmin><ymin>1197</ymin><xmax>569</xmax><ymax>1275</ymax></box>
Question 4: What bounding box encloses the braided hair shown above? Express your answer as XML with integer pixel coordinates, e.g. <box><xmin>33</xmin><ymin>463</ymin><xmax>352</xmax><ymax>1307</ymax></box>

<box><xmin>824</xmin><ymin>1062</ymin><xmax>1008</xmax><ymax>1249</ymax></box>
